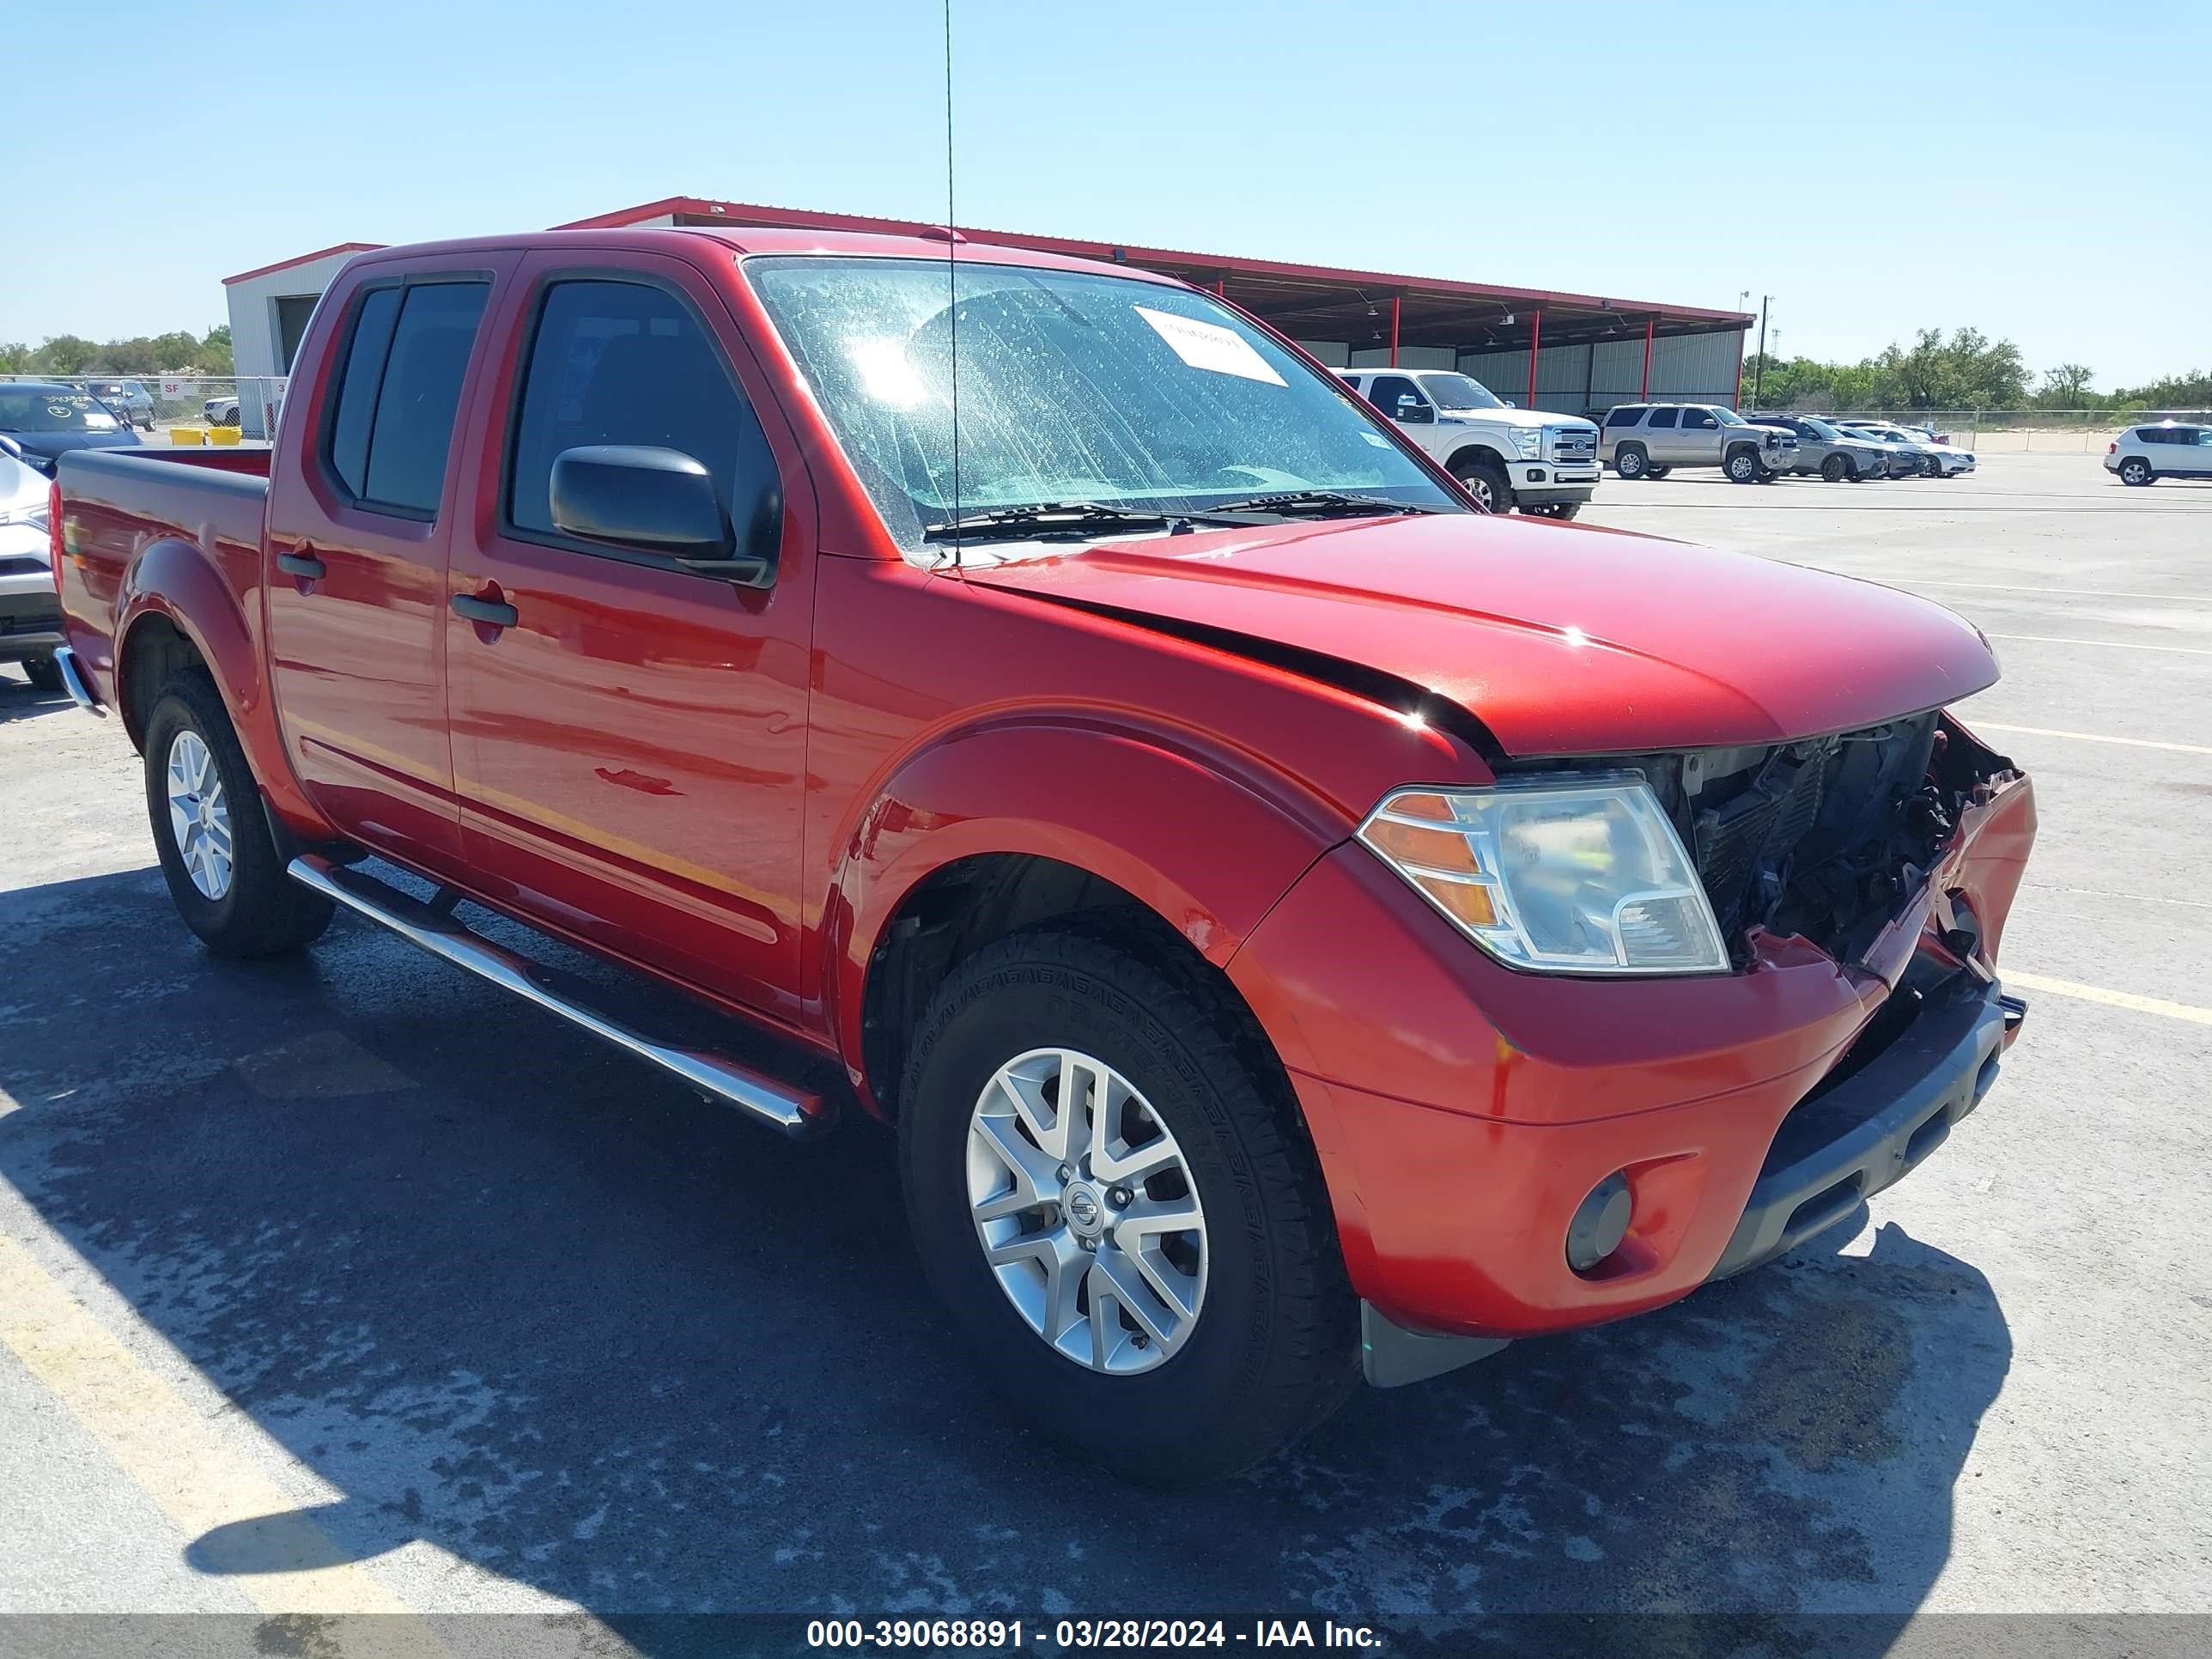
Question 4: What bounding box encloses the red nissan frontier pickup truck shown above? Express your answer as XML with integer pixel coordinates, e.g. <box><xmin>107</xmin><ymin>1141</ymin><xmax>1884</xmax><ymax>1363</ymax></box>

<box><xmin>49</xmin><ymin>228</ymin><xmax>2035</xmax><ymax>1483</ymax></box>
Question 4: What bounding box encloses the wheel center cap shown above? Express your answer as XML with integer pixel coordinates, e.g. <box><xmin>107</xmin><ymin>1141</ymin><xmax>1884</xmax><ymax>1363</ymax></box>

<box><xmin>1063</xmin><ymin>1182</ymin><xmax>1107</xmax><ymax>1239</ymax></box>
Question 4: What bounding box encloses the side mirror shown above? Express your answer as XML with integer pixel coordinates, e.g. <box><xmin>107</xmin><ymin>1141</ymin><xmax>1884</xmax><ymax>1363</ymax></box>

<box><xmin>1394</xmin><ymin>395</ymin><xmax>1436</xmax><ymax>425</ymax></box>
<box><xmin>550</xmin><ymin>444</ymin><xmax>780</xmax><ymax>588</ymax></box>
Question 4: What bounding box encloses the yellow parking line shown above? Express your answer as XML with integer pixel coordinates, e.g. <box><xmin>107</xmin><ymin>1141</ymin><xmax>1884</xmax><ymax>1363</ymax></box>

<box><xmin>2003</xmin><ymin>969</ymin><xmax>2212</xmax><ymax>1029</ymax></box>
<box><xmin>1985</xmin><ymin>632</ymin><xmax>2212</xmax><ymax>657</ymax></box>
<box><xmin>0</xmin><ymin>1227</ymin><xmax>440</xmax><ymax>1638</ymax></box>
<box><xmin>1972</xmin><ymin>721</ymin><xmax>2212</xmax><ymax>756</ymax></box>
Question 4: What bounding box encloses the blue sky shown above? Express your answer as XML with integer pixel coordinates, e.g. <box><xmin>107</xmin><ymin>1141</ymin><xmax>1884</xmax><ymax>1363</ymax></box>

<box><xmin>13</xmin><ymin>2</ymin><xmax>2208</xmax><ymax>388</ymax></box>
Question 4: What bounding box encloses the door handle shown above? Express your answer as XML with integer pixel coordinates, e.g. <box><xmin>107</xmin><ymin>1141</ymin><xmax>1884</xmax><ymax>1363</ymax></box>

<box><xmin>276</xmin><ymin>550</ymin><xmax>325</xmax><ymax>580</ymax></box>
<box><xmin>451</xmin><ymin>591</ymin><xmax>519</xmax><ymax>629</ymax></box>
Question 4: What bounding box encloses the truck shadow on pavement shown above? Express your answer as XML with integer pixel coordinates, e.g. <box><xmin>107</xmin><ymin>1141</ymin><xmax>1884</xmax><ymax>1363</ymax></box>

<box><xmin>0</xmin><ymin>866</ymin><xmax>2013</xmax><ymax>1656</ymax></box>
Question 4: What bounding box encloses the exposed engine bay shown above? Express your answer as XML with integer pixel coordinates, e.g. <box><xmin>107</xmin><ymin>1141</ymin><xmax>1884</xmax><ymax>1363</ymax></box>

<box><xmin>1510</xmin><ymin>712</ymin><xmax>2023</xmax><ymax>969</ymax></box>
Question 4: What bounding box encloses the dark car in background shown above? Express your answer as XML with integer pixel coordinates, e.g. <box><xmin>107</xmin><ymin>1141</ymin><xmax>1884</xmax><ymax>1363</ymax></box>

<box><xmin>77</xmin><ymin>380</ymin><xmax>156</xmax><ymax>430</ymax></box>
<box><xmin>0</xmin><ymin>384</ymin><xmax>141</xmax><ymax>476</ymax></box>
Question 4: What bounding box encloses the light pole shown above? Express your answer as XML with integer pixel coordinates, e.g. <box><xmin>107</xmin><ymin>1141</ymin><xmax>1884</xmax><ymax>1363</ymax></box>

<box><xmin>1751</xmin><ymin>296</ymin><xmax>1771</xmax><ymax>410</ymax></box>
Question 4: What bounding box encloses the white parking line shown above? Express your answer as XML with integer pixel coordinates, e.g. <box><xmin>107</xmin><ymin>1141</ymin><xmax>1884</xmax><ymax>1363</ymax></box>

<box><xmin>1871</xmin><ymin>579</ymin><xmax>2212</xmax><ymax>605</ymax></box>
<box><xmin>2003</xmin><ymin>970</ymin><xmax>2212</xmax><ymax>1030</ymax></box>
<box><xmin>1985</xmin><ymin>632</ymin><xmax>2212</xmax><ymax>657</ymax></box>
<box><xmin>1972</xmin><ymin>721</ymin><xmax>2212</xmax><ymax>756</ymax></box>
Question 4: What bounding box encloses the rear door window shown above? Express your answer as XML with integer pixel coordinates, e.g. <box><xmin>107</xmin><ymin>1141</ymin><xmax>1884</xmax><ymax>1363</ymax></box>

<box><xmin>324</xmin><ymin>279</ymin><xmax>490</xmax><ymax>517</ymax></box>
<box><xmin>1644</xmin><ymin>407</ymin><xmax>1679</xmax><ymax>428</ymax></box>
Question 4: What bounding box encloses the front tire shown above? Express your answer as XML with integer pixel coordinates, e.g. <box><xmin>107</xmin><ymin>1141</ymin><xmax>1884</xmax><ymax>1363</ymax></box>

<box><xmin>1450</xmin><ymin>456</ymin><xmax>1513</xmax><ymax>514</ymax></box>
<box><xmin>2119</xmin><ymin>458</ymin><xmax>2154</xmax><ymax>486</ymax></box>
<box><xmin>1820</xmin><ymin>454</ymin><xmax>1849</xmax><ymax>483</ymax></box>
<box><xmin>1725</xmin><ymin>446</ymin><xmax>1761</xmax><ymax>483</ymax></box>
<box><xmin>899</xmin><ymin>927</ymin><xmax>1358</xmax><ymax>1486</ymax></box>
<box><xmin>143</xmin><ymin>671</ymin><xmax>333</xmax><ymax>957</ymax></box>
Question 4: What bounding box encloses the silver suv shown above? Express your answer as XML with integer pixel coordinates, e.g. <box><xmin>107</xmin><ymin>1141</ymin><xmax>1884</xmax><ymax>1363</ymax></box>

<box><xmin>1600</xmin><ymin>403</ymin><xmax>1798</xmax><ymax>483</ymax></box>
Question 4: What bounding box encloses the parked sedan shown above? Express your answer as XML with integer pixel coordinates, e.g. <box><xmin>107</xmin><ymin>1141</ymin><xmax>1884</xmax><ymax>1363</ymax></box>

<box><xmin>1747</xmin><ymin>415</ymin><xmax>1893</xmax><ymax>482</ymax></box>
<box><xmin>0</xmin><ymin>383</ymin><xmax>142</xmax><ymax>476</ymax></box>
<box><xmin>1835</xmin><ymin>421</ymin><xmax>1968</xmax><ymax>477</ymax></box>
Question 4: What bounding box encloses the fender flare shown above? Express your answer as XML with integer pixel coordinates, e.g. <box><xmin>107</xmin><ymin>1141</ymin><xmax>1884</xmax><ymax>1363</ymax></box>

<box><xmin>114</xmin><ymin>538</ymin><xmax>328</xmax><ymax>836</ymax></box>
<box><xmin>1441</xmin><ymin>441</ymin><xmax>1510</xmax><ymax>477</ymax></box>
<box><xmin>819</xmin><ymin>713</ymin><xmax>1346</xmax><ymax>1097</ymax></box>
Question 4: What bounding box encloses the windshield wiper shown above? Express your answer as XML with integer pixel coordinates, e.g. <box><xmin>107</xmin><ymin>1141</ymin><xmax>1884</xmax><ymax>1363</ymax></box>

<box><xmin>1205</xmin><ymin>490</ymin><xmax>1435</xmax><ymax>519</ymax></box>
<box><xmin>922</xmin><ymin>501</ymin><xmax>1240</xmax><ymax>544</ymax></box>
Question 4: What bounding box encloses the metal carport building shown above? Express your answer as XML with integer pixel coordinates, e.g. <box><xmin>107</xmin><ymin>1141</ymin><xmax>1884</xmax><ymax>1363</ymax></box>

<box><xmin>226</xmin><ymin>196</ymin><xmax>1752</xmax><ymax>421</ymax></box>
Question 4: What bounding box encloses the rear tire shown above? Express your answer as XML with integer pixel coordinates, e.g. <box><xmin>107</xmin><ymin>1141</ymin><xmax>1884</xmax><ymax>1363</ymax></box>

<box><xmin>1613</xmin><ymin>444</ymin><xmax>1649</xmax><ymax>480</ymax></box>
<box><xmin>143</xmin><ymin>670</ymin><xmax>333</xmax><ymax>957</ymax></box>
<box><xmin>21</xmin><ymin>656</ymin><xmax>65</xmax><ymax>693</ymax></box>
<box><xmin>899</xmin><ymin>926</ymin><xmax>1358</xmax><ymax>1486</ymax></box>
<box><xmin>1451</xmin><ymin>456</ymin><xmax>1513</xmax><ymax>514</ymax></box>
<box><xmin>2119</xmin><ymin>458</ymin><xmax>2154</xmax><ymax>486</ymax></box>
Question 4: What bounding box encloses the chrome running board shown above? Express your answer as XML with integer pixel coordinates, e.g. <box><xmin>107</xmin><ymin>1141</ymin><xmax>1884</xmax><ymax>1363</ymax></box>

<box><xmin>288</xmin><ymin>854</ymin><xmax>830</xmax><ymax>1139</ymax></box>
<box><xmin>54</xmin><ymin>646</ymin><xmax>106</xmax><ymax>715</ymax></box>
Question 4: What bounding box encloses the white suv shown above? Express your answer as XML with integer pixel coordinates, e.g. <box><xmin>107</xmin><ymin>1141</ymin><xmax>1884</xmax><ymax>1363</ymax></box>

<box><xmin>2106</xmin><ymin>421</ymin><xmax>2212</xmax><ymax>486</ymax></box>
<box><xmin>1336</xmin><ymin>368</ymin><xmax>1599</xmax><ymax>518</ymax></box>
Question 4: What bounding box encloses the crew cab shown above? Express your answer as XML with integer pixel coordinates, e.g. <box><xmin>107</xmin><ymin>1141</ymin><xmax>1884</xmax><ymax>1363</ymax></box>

<box><xmin>1334</xmin><ymin>368</ymin><xmax>1600</xmax><ymax>518</ymax></box>
<box><xmin>1601</xmin><ymin>402</ymin><xmax>1799</xmax><ymax>482</ymax></box>
<box><xmin>51</xmin><ymin>228</ymin><xmax>2035</xmax><ymax>1484</ymax></box>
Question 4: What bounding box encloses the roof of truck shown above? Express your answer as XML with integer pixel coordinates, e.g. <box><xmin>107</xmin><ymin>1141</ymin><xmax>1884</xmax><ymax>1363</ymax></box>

<box><xmin>331</xmin><ymin>226</ymin><xmax>1187</xmax><ymax>287</ymax></box>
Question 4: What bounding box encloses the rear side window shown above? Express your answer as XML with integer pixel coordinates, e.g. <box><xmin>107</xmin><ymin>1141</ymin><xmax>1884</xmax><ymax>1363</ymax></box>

<box><xmin>506</xmin><ymin>278</ymin><xmax>777</xmax><ymax>543</ymax></box>
<box><xmin>324</xmin><ymin>279</ymin><xmax>490</xmax><ymax>516</ymax></box>
<box><xmin>2136</xmin><ymin>428</ymin><xmax>2172</xmax><ymax>444</ymax></box>
<box><xmin>1645</xmin><ymin>407</ymin><xmax>1678</xmax><ymax>428</ymax></box>
<box><xmin>1605</xmin><ymin>406</ymin><xmax>1646</xmax><ymax>427</ymax></box>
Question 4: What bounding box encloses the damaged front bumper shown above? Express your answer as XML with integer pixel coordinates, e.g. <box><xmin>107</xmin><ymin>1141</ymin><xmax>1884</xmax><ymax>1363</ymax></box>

<box><xmin>1231</xmin><ymin>725</ymin><xmax>2038</xmax><ymax>1387</ymax></box>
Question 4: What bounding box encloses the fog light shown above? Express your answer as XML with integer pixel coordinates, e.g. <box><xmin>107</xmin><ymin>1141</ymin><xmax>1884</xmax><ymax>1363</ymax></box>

<box><xmin>1565</xmin><ymin>1172</ymin><xmax>1632</xmax><ymax>1273</ymax></box>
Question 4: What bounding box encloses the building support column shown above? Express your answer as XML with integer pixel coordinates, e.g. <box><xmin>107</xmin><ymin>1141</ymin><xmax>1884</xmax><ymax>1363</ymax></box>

<box><xmin>1641</xmin><ymin>319</ymin><xmax>1654</xmax><ymax>399</ymax></box>
<box><xmin>1525</xmin><ymin>309</ymin><xmax>1542</xmax><ymax>408</ymax></box>
<box><xmin>1389</xmin><ymin>294</ymin><xmax>1401</xmax><ymax>367</ymax></box>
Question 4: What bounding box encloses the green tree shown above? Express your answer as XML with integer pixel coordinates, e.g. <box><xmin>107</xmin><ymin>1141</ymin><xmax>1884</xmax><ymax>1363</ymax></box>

<box><xmin>0</xmin><ymin>341</ymin><xmax>28</xmax><ymax>374</ymax></box>
<box><xmin>2118</xmin><ymin>369</ymin><xmax>2212</xmax><ymax>407</ymax></box>
<box><xmin>2036</xmin><ymin>363</ymin><xmax>2097</xmax><ymax>406</ymax></box>
<box><xmin>32</xmin><ymin>334</ymin><xmax>99</xmax><ymax>374</ymax></box>
<box><xmin>200</xmin><ymin>325</ymin><xmax>234</xmax><ymax>374</ymax></box>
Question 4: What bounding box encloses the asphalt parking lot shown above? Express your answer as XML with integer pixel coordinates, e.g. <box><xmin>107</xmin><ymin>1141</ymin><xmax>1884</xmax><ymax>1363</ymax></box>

<box><xmin>2</xmin><ymin>453</ymin><xmax>2208</xmax><ymax>1653</ymax></box>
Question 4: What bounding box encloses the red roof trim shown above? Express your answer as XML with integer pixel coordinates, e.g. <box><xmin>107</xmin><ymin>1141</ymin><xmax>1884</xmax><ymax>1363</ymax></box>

<box><xmin>222</xmin><ymin>242</ymin><xmax>386</xmax><ymax>287</ymax></box>
<box><xmin>551</xmin><ymin>198</ymin><xmax>1753</xmax><ymax>326</ymax></box>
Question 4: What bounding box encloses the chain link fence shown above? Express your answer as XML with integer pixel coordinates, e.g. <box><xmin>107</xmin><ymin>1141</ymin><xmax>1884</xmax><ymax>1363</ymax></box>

<box><xmin>0</xmin><ymin>374</ymin><xmax>289</xmax><ymax>442</ymax></box>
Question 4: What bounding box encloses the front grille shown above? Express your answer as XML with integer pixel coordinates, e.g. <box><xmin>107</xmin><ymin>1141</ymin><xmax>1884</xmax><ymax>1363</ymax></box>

<box><xmin>1547</xmin><ymin>428</ymin><xmax>1597</xmax><ymax>463</ymax></box>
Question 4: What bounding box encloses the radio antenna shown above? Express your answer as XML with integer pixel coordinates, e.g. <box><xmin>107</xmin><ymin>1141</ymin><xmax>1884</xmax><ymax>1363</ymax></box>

<box><xmin>942</xmin><ymin>0</ymin><xmax>962</xmax><ymax>572</ymax></box>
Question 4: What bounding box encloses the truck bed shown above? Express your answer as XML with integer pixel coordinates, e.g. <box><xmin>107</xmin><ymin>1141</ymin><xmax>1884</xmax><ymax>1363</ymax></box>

<box><xmin>55</xmin><ymin>447</ymin><xmax>271</xmax><ymax>711</ymax></box>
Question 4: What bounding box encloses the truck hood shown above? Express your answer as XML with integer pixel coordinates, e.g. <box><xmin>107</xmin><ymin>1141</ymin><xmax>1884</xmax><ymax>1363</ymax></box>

<box><xmin>963</xmin><ymin>513</ymin><xmax>1998</xmax><ymax>758</ymax></box>
<box><xmin>1449</xmin><ymin>404</ymin><xmax>1585</xmax><ymax>431</ymax></box>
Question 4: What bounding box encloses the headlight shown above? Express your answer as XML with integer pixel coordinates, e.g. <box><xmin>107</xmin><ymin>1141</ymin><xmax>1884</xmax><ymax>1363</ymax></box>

<box><xmin>1357</xmin><ymin>776</ymin><xmax>1729</xmax><ymax>975</ymax></box>
<box><xmin>1512</xmin><ymin>428</ymin><xmax>1543</xmax><ymax>459</ymax></box>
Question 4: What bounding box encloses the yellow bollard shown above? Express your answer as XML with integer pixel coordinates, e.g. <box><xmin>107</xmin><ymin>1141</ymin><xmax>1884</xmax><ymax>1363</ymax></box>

<box><xmin>169</xmin><ymin>427</ymin><xmax>208</xmax><ymax>446</ymax></box>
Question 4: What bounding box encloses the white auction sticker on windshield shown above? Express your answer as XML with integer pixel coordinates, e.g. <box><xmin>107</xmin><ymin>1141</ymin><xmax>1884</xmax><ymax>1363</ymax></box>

<box><xmin>1134</xmin><ymin>306</ymin><xmax>1286</xmax><ymax>386</ymax></box>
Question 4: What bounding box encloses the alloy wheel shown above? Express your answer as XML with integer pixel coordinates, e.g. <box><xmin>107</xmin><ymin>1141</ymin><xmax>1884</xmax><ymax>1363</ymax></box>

<box><xmin>165</xmin><ymin>729</ymin><xmax>234</xmax><ymax>900</ymax></box>
<box><xmin>965</xmin><ymin>1047</ymin><xmax>1207</xmax><ymax>1375</ymax></box>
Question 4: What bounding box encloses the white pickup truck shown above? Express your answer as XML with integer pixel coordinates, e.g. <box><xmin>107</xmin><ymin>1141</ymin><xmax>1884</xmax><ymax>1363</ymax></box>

<box><xmin>1336</xmin><ymin>368</ymin><xmax>1600</xmax><ymax>518</ymax></box>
